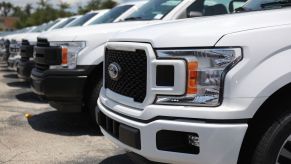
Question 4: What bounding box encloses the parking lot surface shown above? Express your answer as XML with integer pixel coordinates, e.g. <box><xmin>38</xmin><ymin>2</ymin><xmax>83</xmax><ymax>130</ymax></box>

<box><xmin>0</xmin><ymin>63</ymin><xmax>135</xmax><ymax>164</ymax></box>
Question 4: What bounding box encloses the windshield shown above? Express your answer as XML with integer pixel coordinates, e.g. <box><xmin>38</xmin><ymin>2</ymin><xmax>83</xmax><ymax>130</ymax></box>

<box><xmin>90</xmin><ymin>5</ymin><xmax>133</xmax><ymax>25</ymax></box>
<box><xmin>67</xmin><ymin>12</ymin><xmax>98</xmax><ymax>27</ymax></box>
<box><xmin>125</xmin><ymin>0</ymin><xmax>183</xmax><ymax>21</ymax></box>
<box><xmin>53</xmin><ymin>18</ymin><xmax>76</xmax><ymax>29</ymax></box>
<box><xmin>30</xmin><ymin>24</ymin><xmax>48</xmax><ymax>32</ymax></box>
<box><xmin>240</xmin><ymin>0</ymin><xmax>291</xmax><ymax>11</ymax></box>
<box><xmin>42</xmin><ymin>20</ymin><xmax>60</xmax><ymax>31</ymax></box>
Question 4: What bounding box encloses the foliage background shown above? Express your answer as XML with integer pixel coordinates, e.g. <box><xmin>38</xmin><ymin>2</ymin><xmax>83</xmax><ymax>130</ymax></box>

<box><xmin>0</xmin><ymin>0</ymin><xmax>117</xmax><ymax>29</ymax></box>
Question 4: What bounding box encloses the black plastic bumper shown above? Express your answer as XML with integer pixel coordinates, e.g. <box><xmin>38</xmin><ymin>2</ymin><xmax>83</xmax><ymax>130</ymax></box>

<box><xmin>20</xmin><ymin>44</ymin><xmax>34</xmax><ymax>58</ymax></box>
<box><xmin>17</xmin><ymin>42</ymin><xmax>35</xmax><ymax>80</ymax></box>
<box><xmin>97</xmin><ymin>110</ymin><xmax>141</xmax><ymax>149</ymax></box>
<box><xmin>0</xmin><ymin>49</ymin><xmax>9</xmax><ymax>63</ymax></box>
<box><xmin>0</xmin><ymin>40</ymin><xmax>10</xmax><ymax>63</ymax></box>
<box><xmin>17</xmin><ymin>59</ymin><xmax>34</xmax><ymax>80</ymax></box>
<box><xmin>7</xmin><ymin>59</ymin><xmax>14</xmax><ymax>69</ymax></box>
<box><xmin>31</xmin><ymin>65</ymin><xmax>94</xmax><ymax>112</ymax></box>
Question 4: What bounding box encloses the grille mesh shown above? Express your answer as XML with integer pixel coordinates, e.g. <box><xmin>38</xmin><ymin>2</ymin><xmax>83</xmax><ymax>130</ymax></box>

<box><xmin>35</xmin><ymin>38</ymin><xmax>50</xmax><ymax>71</ymax></box>
<box><xmin>20</xmin><ymin>40</ymin><xmax>33</xmax><ymax>60</ymax></box>
<box><xmin>105</xmin><ymin>49</ymin><xmax>147</xmax><ymax>103</ymax></box>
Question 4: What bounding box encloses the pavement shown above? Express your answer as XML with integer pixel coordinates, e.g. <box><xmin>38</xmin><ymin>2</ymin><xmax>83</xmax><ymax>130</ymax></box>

<box><xmin>0</xmin><ymin>63</ymin><xmax>136</xmax><ymax>164</ymax></box>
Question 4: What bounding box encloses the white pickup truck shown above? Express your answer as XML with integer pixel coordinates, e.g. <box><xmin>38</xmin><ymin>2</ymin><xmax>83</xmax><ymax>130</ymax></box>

<box><xmin>0</xmin><ymin>27</ymin><xmax>35</xmax><ymax>63</ymax></box>
<box><xmin>97</xmin><ymin>0</ymin><xmax>291</xmax><ymax>164</ymax></box>
<box><xmin>7</xmin><ymin>17</ymin><xmax>80</xmax><ymax>70</ymax></box>
<box><xmin>7</xmin><ymin>20</ymin><xmax>66</xmax><ymax>70</ymax></box>
<box><xmin>30</xmin><ymin>0</ymin><xmax>245</xmax><ymax>123</ymax></box>
<box><xmin>16</xmin><ymin>10</ymin><xmax>106</xmax><ymax>79</ymax></box>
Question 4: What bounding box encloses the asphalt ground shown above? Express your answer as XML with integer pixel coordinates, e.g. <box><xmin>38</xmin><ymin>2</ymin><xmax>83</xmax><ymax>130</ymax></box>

<box><xmin>0</xmin><ymin>63</ymin><xmax>137</xmax><ymax>164</ymax></box>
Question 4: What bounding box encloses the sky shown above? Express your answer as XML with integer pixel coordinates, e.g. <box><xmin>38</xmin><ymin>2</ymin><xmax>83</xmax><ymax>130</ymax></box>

<box><xmin>0</xmin><ymin>0</ymin><xmax>137</xmax><ymax>12</ymax></box>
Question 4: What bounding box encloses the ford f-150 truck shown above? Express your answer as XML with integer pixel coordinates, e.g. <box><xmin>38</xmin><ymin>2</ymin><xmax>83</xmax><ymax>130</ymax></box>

<box><xmin>30</xmin><ymin>0</ymin><xmax>245</xmax><ymax>123</ymax></box>
<box><xmin>30</xmin><ymin>1</ymin><xmax>148</xmax><ymax>118</ymax></box>
<box><xmin>0</xmin><ymin>27</ymin><xmax>35</xmax><ymax>63</ymax></box>
<box><xmin>16</xmin><ymin>12</ymin><xmax>105</xmax><ymax>80</ymax></box>
<box><xmin>5</xmin><ymin>18</ymin><xmax>73</xmax><ymax>70</ymax></box>
<box><xmin>97</xmin><ymin>0</ymin><xmax>291</xmax><ymax>164</ymax></box>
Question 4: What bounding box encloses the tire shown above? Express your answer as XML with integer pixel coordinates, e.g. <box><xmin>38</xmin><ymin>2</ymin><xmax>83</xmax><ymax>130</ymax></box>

<box><xmin>127</xmin><ymin>152</ymin><xmax>160</xmax><ymax>164</ymax></box>
<box><xmin>86</xmin><ymin>78</ymin><xmax>103</xmax><ymax>124</ymax></box>
<box><xmin>251</xmin><ymin>111</ymin><xmax>291</xmax><ymax>164</ymax></box>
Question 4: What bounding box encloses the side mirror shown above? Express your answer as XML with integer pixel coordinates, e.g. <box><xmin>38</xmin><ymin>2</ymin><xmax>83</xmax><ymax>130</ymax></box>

<box><xmin>188</xmin><ymin>11</ymin><xmax>203</xmax><ymax>18</ymax></box>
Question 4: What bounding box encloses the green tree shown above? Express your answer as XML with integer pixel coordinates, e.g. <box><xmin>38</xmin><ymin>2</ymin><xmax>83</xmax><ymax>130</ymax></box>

<box><xmin>78</xmin><ymin>0</ymin><xmax>117</xmax><ymax>14</ymax></box>
<box><xmin>59</xmin><ymin>2</ymin><xmax>71</xmax><ymax>17</ymax></box>
<box><xmin>24</xmin><ymin>4</ymin><xmax>33</xmax><ymax>15</ymax></box>
<box><xmin>100</xmin><ymin>0</ymin><xmax>117</xmax><ymax>9</ymax></box>
<box><xmin>15</xmin><ymin>0</ymin><xmax>72</xmax><ymax>28</ymax></box>
<box><xmin>37</xmin><ymin>0</ymin><xmax>49</xmax><ymax>9</ymax></box>
<box><xmin>0</xmin><ymin>2</ymin><xmax>14</xmax><ymax>16</ymax></box>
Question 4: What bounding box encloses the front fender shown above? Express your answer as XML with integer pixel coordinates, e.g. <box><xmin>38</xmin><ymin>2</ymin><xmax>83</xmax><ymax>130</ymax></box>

<box><xmin>216</xmin><ymin>24</ymin><xmax>291</xmax><ymax>117</ymax></box>
<box><xmin>77</xmin><ymin>43</ymin><xmax>105</xmax><ymax>66</ymax></box>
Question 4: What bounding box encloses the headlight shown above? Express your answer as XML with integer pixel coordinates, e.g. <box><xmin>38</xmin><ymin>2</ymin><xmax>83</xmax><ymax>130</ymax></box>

<box><xmin>155</xmin><ymin>48</ymin><xmax>242</xmax><ymax>106</ymax></box>
<box><xmin>50</xmin><ymin>41</ymin><xmax>86</xmax><ymax>69</ymax></box>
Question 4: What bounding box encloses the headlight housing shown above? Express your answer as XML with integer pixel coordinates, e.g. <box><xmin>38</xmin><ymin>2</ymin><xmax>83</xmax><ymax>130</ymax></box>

<box><xmin>50</xmin><ymin>41</ymin><xmax>86</xmax><ymax>69</ymax></box>
<box><xmin>155</xmin><ymin>48</ymin><xmax>242</xmax><ymax>106</ymax></box>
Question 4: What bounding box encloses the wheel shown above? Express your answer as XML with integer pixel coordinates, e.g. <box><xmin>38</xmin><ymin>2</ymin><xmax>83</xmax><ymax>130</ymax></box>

<box><xmin>86</xmin><ymin>78</ymin><xmax>103</xmax><ymax>124</ymax></box>
<box><xmin>251</xmin><ymin>112</ymin><xmax>291</xmax><ymax>164</ymax></box>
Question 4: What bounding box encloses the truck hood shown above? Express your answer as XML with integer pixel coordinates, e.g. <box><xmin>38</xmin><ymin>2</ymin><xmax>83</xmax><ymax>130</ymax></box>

<box><xmin>4</xmin><ymin>33</ymin><xmax>26</xmax><ymax>41</ymax></box>
<box><xmin>110</xmin><ymin>9</ymin><xmax>291</xmax><ymax>47</ymax></box>
<box><xmin>38</xmin><ymin>21</ymin><xmax>161</xmax><ymax>48</ymax></box>
<box><xmin>19</xmin><ymin>32</ymin><xmax>40</xmax><ymax>43</ymax></box>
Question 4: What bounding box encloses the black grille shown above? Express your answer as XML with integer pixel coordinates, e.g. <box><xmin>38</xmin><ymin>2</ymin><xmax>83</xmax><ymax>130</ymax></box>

<box><xmin>9</xmin><ymin>42</ymin><xmax>20</xmax><ymax>58</ymax></box>
<box><xmin>22</xmin><ymin>40</ymin><xmax>30</xmax><ymax>46</ymax></box>
<box><xmin>20</xmin><ymin>40</ymin><xmax>34</xmax><ymax>60</ymax></box>
<box><xmin>37</xmin><ymin>38</ymin><xmax>50</xmax><ymax>47</ymax></box>
<box><xmin>105</xmin><ymin>49</ymin><xmax>147</xmax><ymax>103</ymax></box>
<box><xmin>35</xmin><ymin>38</ymin><xmax>50</xmax><ymax>71</ymax></box>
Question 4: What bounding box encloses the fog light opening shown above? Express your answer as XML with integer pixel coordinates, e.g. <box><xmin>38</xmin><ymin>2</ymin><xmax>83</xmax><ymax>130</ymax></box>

<box><xmin>156</xmin><ymin>130</ymin><xmax>200</xmax><ymax>154</ymax></box>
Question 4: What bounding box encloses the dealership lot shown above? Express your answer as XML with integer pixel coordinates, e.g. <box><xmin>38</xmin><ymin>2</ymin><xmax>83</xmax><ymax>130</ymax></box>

<box><xmin>0</xmin><ymin>63</ymin><xmax>134</xmax><ymax>164</ymax></box>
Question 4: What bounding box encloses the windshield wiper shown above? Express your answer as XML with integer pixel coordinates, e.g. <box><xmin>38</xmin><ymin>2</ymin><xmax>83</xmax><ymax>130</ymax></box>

<box><xmin>261</xmin><ymin>1</ymin><xmax>291</xmax><ymax>9</ymax></box>
<box><xmin>124</xmin><ymin>16</ymin><xmax>143</xmax><ymax>21</ymax></box>
<box><xmin>124</xmin><ymin>17</ymin><xmax>151</xmax><ymax>21</ymax></box>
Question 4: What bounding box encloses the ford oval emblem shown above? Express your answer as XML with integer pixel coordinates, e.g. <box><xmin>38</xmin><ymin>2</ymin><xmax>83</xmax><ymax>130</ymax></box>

<box><xmin>108</xmin><ymin>62</ymin><xmax>121</xmax><ymax>81</ymax></box>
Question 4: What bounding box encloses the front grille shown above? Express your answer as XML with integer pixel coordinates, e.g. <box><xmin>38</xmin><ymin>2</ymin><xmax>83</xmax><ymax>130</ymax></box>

<box><xmin>35</xmin><ymin>38</ymin><xmax>50</xmax><ymax>71</ymax></box>
<box><xmin>37</xmin><ymin>38</ymin><xmax>50</xmax><ymax>47</ymax></box>
<box><xmin>105</xmin><ymin>49</ymin><xmax>147</xmax><ymax>103</ymax></box>
<box><xmin>20</xmin><ymin>40</ymin><xmax>33</xmax><ymax>60</ymax></box>
<box><xmin>9</xmin><ymin>43</ymin><xmax>20</xmax><ymax>58</ymax></box>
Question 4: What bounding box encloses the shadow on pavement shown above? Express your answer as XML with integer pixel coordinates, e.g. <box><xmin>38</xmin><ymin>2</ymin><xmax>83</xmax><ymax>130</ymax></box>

<box><xmin>3</xmin><ymin>73</ymin><xmax>18</xmax><ymax>79</ymax></box>
<box><xmin>0</xmin><ymin>64</ymin><xmax>8</xmax><ymax>68</ymax></box>
<box><xmin>7</xmin><ymin>81</ymin><xmax>30</xmax><ymax>88</ymax></box>
<box><xmin>100</xmin><ymin>154</ymin><xmax>134</xmax><ymax>164</ymax></box>
<box><xmin>100</xmin><ymin>152</ymin><xmax>159</xmax><ymax>164</ymax></box>
<box><xmin>28</xmin><ymin>111</ymin><xmax>102</xmax><ymax>136</ymax></box>
<box><xmin>0</xmin><ymin>69</ymin><xmax>14</xmax><ymax>72</ymax></box>
<box><xmin>15</xmin><ymin>92</ymin><xmax>47</xmax><ymax>104</ymax></box>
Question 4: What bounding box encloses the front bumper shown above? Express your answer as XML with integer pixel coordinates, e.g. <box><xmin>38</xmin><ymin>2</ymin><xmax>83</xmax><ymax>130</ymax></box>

<box><xmin>7</xmin><ymin>58</ymin><xmax>18</xmax><ymax>70</ymax></box>
<box><xmin>31</xmin><ymin>66</ymin><xmax>94</xmax><ymax>112</ymax></box>
<box><xmin>7</xmin><ymin>59</ymin><xmax>14</xmax><ymax>69</ymax></box>
<box><xmin>97</xmin><ymin>99</ymin><xmax>248</xmax><ymax>164</ymax></box>
<box><xmin>17</xmin><ymin>59</ymin><xmax>34</xmax><ymax>80</ymax></box>
<box><xmin>18</xmin><ymin>42</ymin><xmax>35</xmax><ymax>80</ymax></box>
<box><xmin>0</xmin><ymin>49</ymin><xmax>9</xmax><ymax>63</ymax></box>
